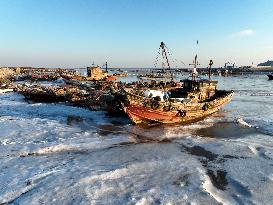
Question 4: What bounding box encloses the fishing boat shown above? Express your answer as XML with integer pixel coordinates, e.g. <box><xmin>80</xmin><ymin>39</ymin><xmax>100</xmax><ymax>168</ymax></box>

<box><xmin>18</xmin><ymin>85</ymin><xmax>68</xmax><ymax>103</ymax></box>
<box><xmin>119</xmin><ymin>42</ymin><xmax>233</xmax><ymax>125</ymax></box>
<box><xmin>137</xmin><ymin>72</ymin><xmax>172</xmax><ymax>80</ymax></box>
<box><xmin>267</xmin><ymin>74</ymin><xmax>273</xmax><ymax>80</ymax></box>
<box><xmin>122</xmin><ymin>79</ymin><xmax>233</xmax><ymax>125</ymax></box>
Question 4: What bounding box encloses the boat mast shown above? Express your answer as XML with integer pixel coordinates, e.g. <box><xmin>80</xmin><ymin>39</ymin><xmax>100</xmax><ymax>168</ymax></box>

<box><xmin>160</xmin><ymin>42</ymin><xmax>173</xmax><ymax>80</ymax></box>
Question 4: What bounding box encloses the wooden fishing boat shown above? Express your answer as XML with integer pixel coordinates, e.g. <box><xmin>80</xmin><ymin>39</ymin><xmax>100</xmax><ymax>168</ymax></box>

<box><xmin>18</xmin><ymin>85</ymin><xmax>68</xmax><ymax>103</ymax></box>
<box><xmin>106</xmin><ymin>42</ymin><xmax>233</xmax><ymax>125</ymax></box>
<box><xmin>137</xmin><ymin>72</ymin><xmax>172</xmax><ymax>80</ymax></box>
<box><xmin>267</xmin><ymin>74</ymin><xmax>273</xmax><ymax>80</ymax></box>
<box><xmin>17</xmin><ymin>83</ymin><xmax>110</xmax><ymax>110</ymax></box>
<box><xmin>122</xmin><ymin>79</ymin><xmax>233</xmax><ymax>125</ymax></box>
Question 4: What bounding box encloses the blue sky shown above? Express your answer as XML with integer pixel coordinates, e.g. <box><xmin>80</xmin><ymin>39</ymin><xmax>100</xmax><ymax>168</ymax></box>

<box><xmin>0</xmin><ymin>0</ymin><xmax>273</xmax><ymax>68</ymax></box>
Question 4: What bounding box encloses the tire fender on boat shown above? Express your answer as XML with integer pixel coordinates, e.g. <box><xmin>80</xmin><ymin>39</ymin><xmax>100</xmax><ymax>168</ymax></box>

<box><xmin>164</xmin><ymin>104</ymin><xmax>173</xmax><ymax>111</ymax></box>
<box><xmin>151</xmin><ymin>100</ymin><xmax>160</xmax><ymax>110</ymax></box>
<box><xmin>177</xmin><ymin>110</ymin><xmax>186</xmax><ymax>117</ymax></box>
<box><xmin>143</xmin><ymin>101</ymin><xmax>150</xmax><ymax>107</ymax></box>
<box><xmin>202</xmin><ymin>103</ymin><xmax>209</xmax><ymax>111</ymax></box>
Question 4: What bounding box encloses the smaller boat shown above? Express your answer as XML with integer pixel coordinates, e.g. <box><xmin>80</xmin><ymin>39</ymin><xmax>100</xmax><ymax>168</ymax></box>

<box><xmin>18</xmin><ymin>85</ymin><xmax>67</xmax><ymax>103</ymax></box>
<box><xmin>106</xmin><ymin>75</ymin><xmax>118</xmax><ymax>81</ymax></box>
<box><xmin>267</xmin><ymin>74</ymin><xmax>273</xmax><ymax>80</ymax></box>
<box><xmin>113</xmin><ymin>73</ymin><xmax>128</xmax><ymax>77</ymax></box>
<box><xmin>0</xmin><ymin>84</ymin><xmax>13</xmax><ymax>94</ymax></box>
<box><xmin>0</xmin><ymin>88</ymin><xmax>13</xmax><ymax>94</ymax></box>
<box><xmin>138</xmin><ymin>72</ymin><xmax>172</xmax><ymax>79</ymax></box>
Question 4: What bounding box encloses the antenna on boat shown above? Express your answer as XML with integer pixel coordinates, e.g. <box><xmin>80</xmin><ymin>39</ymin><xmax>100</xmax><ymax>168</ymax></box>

<box><xmin>209</xmin><ymin>59</ymin><xmax>213</xmax><ymax>80</ymax></box>
<box><xmin>189</xmin><ymin>40</ymin><xmax>200</xmax><ymax>81</ymax></box>
<box><xmin>100</xmin><ymin>62</ymin><xmax>108</xmax><ymax>73</ymax></box>
<box><xmin>189</xmin><ymin>55</ymin><xmax>200</xmax><ymax>81</ymax></box>
<box><xmin>105</xmin><ymin>61</ymin><xmax>108</xmax><ymax>73</ymax></box>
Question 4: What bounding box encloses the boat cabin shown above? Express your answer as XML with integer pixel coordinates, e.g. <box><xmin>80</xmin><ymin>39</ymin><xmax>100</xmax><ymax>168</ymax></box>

<box><xmin>86</xmin><ymin>66</ymin><xmax>108</xmax><ymax>80</ymax></box>
<box><xmin>169</xmin><ymin>79</ymin><xmax>218</xmax><ymax>102</ymax></box>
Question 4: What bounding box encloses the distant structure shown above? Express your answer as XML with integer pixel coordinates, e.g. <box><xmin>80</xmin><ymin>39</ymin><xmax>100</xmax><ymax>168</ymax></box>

<box><xmin>247</xmin><ymin>60</ymin><xmax>273</xmax><ymax>71</ymax></box>
<box><xmin>257</xmin><ymin>60</ymin><xmax>273</xmax><ymax>67</ymax></box>
<box><xmin>224</xmin><ymin>62</ymin><xmax>235</xmax><ymax>69</ymax></box>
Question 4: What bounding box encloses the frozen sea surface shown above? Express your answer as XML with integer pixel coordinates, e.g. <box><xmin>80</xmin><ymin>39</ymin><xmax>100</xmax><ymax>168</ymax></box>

<box><xmin>0</xmin><ymin>75</ymin><xmax>273</xmax><ymax>204</ymax></box>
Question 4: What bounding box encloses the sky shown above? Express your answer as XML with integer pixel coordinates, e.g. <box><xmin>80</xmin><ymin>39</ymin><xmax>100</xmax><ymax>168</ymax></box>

<box><xmin>0</xmin><ymin>0</ymin><xmax>273</xmax><ymax>68</ymax></box>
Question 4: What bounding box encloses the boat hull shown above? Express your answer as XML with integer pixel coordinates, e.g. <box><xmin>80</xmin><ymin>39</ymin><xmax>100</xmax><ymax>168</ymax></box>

<box><xmin>267</xmin><ymin>74</ymin><xmax>273</xmax><ymax>80</ymax></box>
<box><xmin>21</xmin><ymin>91</ymin><xmax>66</xmax><ymax>103</ymax></box>
<box><xmin>124</xmin><ymin>91</ymin><xmax>233</xmax><ymax>125</ymax></box>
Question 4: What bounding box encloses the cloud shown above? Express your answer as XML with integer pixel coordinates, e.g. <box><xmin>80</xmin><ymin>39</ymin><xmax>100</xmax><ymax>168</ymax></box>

<box><xmin>234</xmin><ymin>29</ymin><xmax>255</xmax><ymax>37</ymax></box>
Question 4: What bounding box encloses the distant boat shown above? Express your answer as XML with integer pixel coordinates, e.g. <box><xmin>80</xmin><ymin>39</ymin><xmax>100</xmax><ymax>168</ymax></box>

<box><xmin>267</xmin><ymin>74</ymin><xmax>273</xmax><ymax>80</ymax></box>
<box><xmin>0</xmin><ymin>88</ymin><xmax>13</xmax><ymax>94</ymax></box>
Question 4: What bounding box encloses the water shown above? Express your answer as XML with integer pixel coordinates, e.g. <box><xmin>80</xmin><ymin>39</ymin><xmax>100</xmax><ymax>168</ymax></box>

<box><xmin>0</xmin><ymin>74</ymin><xmax>273</xmax><ymax>204</ymax></box>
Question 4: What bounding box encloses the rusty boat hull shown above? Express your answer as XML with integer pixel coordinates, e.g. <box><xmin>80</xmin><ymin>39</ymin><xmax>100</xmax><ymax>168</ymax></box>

<box><xmin>124</xmin><ymin>90</ymin><xmax>233</xmax><ymax>125</ymax></box>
